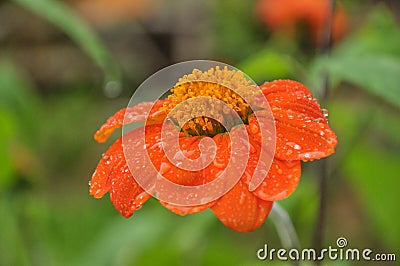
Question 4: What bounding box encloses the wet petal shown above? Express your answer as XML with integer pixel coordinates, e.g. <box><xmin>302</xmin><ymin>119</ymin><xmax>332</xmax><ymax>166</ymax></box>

<box><xmin>94</xmin><ymin>100</ymin><xmax>165</xmax><ymax>143</ymax></box>
<box><xmin>211</xmin><ymin>180</ymin><xmax>273</xmax><ymax>232</ymax></box>
<box><xmin>109</xmin><ymin>157</ymin><xmax>151</xmax><ymax>218</ymax></box>
<box><xmin>255</xmin><ymin>80</ymin><xmax>337</xmax><ymax>160</ymax></box>
<box><xmin>239</xmin><ymin>129</ymin><xmax>301</xmax><ymax>201</ymax></box>
<box><xmin>254</xmin><ymin>159</ymin><xmax>301</xmax><ymax>201</ymax></box>
<box><xmin>242</xmin><ymin>156</ymin><xmax>301</xmax><ymax>201</ymax></box>
<box><xmin>91</xmin><ymin>125</ymin><xmax>163</xmax><ymax>217</ymax></box>
<box><xmin>159</xmin><ymin>200</ymin><xmax>216</xmax><ymax>216</ymax></box>
<box><xmin>157</xmin><ymin>136</ymin><xmax>204</xmax><ymax>186</ymax></box>
<box><xmin>157</xmin><ymin>132</ymin><xmax>240</xmax><ymax>215</ymax></box>
<box><xmin>89</xmin><ymin>137</ymin><xmax>124</xmax><ymax>198</ymax></box>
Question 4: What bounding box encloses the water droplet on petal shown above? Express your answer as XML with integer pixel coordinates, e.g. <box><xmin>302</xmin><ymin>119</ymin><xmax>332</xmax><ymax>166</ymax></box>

<box><xmin>159</xmin><ymin>163</ymin><xmax>171</xmax><ymax>175</ymax></box>
<box><xmin>239</xmin><ymin>192</ymin><xmax>246</xmax><ymax>205</ymax></box>
<box><xmin>322</xmin><ymin>109</ymin><xmax>329</xmax><ymax>118</ymax></box>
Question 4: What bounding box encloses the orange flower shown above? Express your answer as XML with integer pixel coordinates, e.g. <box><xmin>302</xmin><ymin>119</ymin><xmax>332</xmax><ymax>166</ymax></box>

<box><xmin>256</xmin><ymin>0</ymin><xmax>348</xmax><ymax>46</ymax></box>
<box><xmin>89</xmin><ymin>67</ymin><xmax>337</xmax><ymax>232</ymax></box>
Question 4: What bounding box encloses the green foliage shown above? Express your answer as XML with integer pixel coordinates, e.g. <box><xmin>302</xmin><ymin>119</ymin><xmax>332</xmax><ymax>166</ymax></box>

<box><xmin>0</xmin><ymin>62</ymin><xmax>40</xmax><ymax>189</ymax></box>
<box><xmin>12</xmin><ymin>0</ymin><xmax>120</xmax><ymax>84</ymax></box>
<box><xmin>239</xmin><ymin>49</ymin><xmax>297</xmax><ymax>83</ymax></box>
<box><xmin>309</xmin><ymin>6</ymin><xmax>400</xmax><ymax>107</ymax></box>
<box><xmin>342</xmin><ymin>107</ymin><xmax>400</xmax><ymax>249</ymax></box>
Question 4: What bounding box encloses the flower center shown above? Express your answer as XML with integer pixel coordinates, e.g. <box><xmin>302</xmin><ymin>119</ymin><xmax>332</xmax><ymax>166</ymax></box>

<box><xmin>161</xmin><ymin>67</ymin><xmax>259</xmax><ymax>137</ymax></box>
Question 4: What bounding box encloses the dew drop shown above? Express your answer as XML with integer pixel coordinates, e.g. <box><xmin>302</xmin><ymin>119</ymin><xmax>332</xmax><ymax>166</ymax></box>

<box><xmin>159</xmin><ymin>163</ymin><xmax>171</xmax><ymax>175</ymax></box>
<box><xmin>313</xmin><ymin>118</ymin><xmax>324</xmax><ymax>123</ymax></box>
<box><xmin>239</xmin><ymin>192</ymin><xmax>246</xmax><ymax>205</ymax></box>
<box><xmin>322</xmin><ymin>109</ymin><xmax>329</xmax><ymax>118</ymax></box>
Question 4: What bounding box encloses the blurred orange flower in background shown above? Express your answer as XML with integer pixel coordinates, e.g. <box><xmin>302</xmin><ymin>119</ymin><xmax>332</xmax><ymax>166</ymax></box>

<box><xmin>256</xmin><ymin>0</ymin><xmax>348</xmax><ymax>46</ymax></box>
<box><xmin>89</xmin><ymin>67</ymin><xmax>337</xmax><ymax>232</ymax></box>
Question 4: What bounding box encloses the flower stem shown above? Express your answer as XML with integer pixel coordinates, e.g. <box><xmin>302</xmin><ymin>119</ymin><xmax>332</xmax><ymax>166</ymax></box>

<box><xmin>270</xmin><ymin>203</ymin><xmax>300</xmax><ymax>250</ymax></box>
<box><xmin>313</xmin><ymin>0</ymin><xmax>334</xmax><ymax>264</ymax></box>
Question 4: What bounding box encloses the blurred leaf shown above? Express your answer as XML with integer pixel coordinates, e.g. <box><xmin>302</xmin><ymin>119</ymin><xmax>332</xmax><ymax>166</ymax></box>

<box><xmin>0</xmin><ymin>110</ymin><xmax>16</xmax><ymax>189</ymax></box>
<box><xmin>342</xmin><ymin>109</ymin><xmax>400</xmax><ymax>249</ymax></box>
<box><xmin>213</xmin><ymin>0</ymin><xmax>266</xmax><ymax>61</ymax></box>
<box><xmin>0</xmin><ymin>61</ymin><xmax>39</xmax><ymax>139</ymax></box>
<box><xmin>239</xmin><ymin>49</ymin><xmax>296</xmax><ymax>83</ymax></box>
<box><xmin>334</xmin><ymin>6</ymin><xmax>400</xmax><ymax>58</ymax></box>
<box><xmin>12</xmin><ymin>0</ymin><xmax>120</xmax><ymax>84</ymax></box>
<box><xmin>309</xmin><ymin>5</ymin><xmax>400</xmax><ymax>106</ymax></box>
<box><xmin>0</xmin><ymin>196</ymin><xmax>30</xmax><ymax>266</ymax></box>
<box><xmin>313</xmin><ymin>55</ymin><xmax>400</xmax><ymax>108</ymax></box>
<box><xmin>0</xmin><ymin>61</ymin><xmax>41</xmax><ymax>189</ymax></box>
<box><xmin>344</xmin><ymin>144</ymin><xmax>400</xmax><ymax>249</ymax></box>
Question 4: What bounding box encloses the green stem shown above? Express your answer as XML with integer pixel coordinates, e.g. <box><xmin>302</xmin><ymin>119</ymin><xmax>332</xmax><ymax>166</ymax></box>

<box><xmin>313</xmin><ymin>1</ymin><xmax>334</xmax><ymax>264</ymax></box>
<box><xmin>270</xmin><ymin>202</ymin><xmax>300</xmax><ymax>250</ymax></box>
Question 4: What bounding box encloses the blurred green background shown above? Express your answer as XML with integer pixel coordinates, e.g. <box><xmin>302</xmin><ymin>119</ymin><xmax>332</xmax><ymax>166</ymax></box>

<box><xmin>0</xmin><ymin>0</ymin><xmax>399</xmax><ymax>265</ymax></box>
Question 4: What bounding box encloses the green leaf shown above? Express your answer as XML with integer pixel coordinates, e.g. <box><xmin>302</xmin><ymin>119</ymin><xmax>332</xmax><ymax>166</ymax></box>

<box><xmin>12</xmin><ymin>0</ymin><xmax>120</xmax><ymax>84</ymax></box>
<box><xmin>344</xmin><ymin>144</ymin><xmax>400</xmax><ymax>249</ymax></box>
<box><xmin>239</xmin><ymin>49</ymin><xmax>297</xmax><ymax>83</ymax></box>
<box><xmin>308</xmin><ymin>5</ymin><xmax>400</xmax><ymax>105</ymax></box>
<box><xmin>333</xmin><ymin>5</ymin><xmax>400</xmax><ymax>58</ymax></box>
<box><xmin>312</xmin><ymin>55</ymin><xmax>400</xmax><ymax>108</ymax></box>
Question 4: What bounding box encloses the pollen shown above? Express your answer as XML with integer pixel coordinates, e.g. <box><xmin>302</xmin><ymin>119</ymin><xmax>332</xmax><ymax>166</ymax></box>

<box><xmin>161</xmin><ymin>66</ymin><xmax>259</xmax><ymax>136</ymax></box>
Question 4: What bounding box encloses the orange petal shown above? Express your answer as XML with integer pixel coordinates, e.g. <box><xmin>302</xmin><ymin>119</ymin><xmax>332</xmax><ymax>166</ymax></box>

<box><xmin>156</xmin><ymin>134</ymin><xmax>226</xmax><ymax>215</ymax></box>
<box><xmin>239</xmin><ymin>128</ymin><xmax>301</xmax><ymax>201</ymax></box>
<box><xmin>108</xmin><ymin>127</ymin><xmax>163</xmax><ymax>217</ymax></box>
<box><xmin>109</xmin><ymin>156</ymin><xmax>151</xmax><ymax>218</ymax></box>
<box><xmin>211</xmin><ymin>180</ymin><xmax>273</xmax><ymax>232</ymax></box>
<box><xmin>254</xmin><ymin>159</ymin><xmax>301</xmax><ymax>201</ymax></box>
<box><xmin>91</xmin><ymin>125</ymin><xmax>164</xmax><ymax>217</ymax></box>
<box><xmin>157</xmin><ymin>132</ymin><xmax>245</xmax><ymax>216</ymax></box>
<box><xmin>242</xmin><ymin>156</ymin><xmax>301</xmax><ymax>201</ymax></box>
<box><xmin>255</xmin><ymin>80</ymin><xmax>337</xmax><ymax>160</ymax></box>
<box><xmin>94</xmin><ymin>100</ymin><xmax>166</xmax><ymax>143</ymax></box>
<box><xmin>89</xmin><ymin>137</ymin><xmax>124</xmax><ymax>198</ymax></box>
<box><xmin>157</xmin><ymin>136</ymin><xmax>204</xmax><ymax>186</ymax></box>
<box><xmin>159</xmin><ymin>200</ymin><xmax>216</xmax><ymax>216</ymax></box>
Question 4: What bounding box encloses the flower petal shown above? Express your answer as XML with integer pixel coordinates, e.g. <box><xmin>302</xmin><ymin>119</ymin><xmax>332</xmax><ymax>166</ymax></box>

<box><xmin>159</xmin><ymin>200</ymin><xmax>216</xmax><ymax>216</ymax></box>
<box><xmin>157</xmin><ymin>136</ymin><xmax>204</xmax><ymax>186</ymax></box>
<box><xmin>94</xmin><ymin>100</ymin><xmax>165</xmax><ymax>143</ymax></box>
<box><xmin>211</xmin><ymin>180</ymin><xmax>273</xmax><ymax>232</ymax></box>
<box><xmin>255</xmin><ymin>80</ymin><xmax>337</xmax><ymax>160</ymax></box>
<box><xmin>240</xmin><ymin>129</ymin><xmax>301</xmax><ymax>201</ymax></box>
<box><xmin>242</xmin><ymin>156</ymin><xmax>301</xmax><ymax>201</ymax></box>
<box><xmin>89</xmin><ymin>137</ymin><xmax>124</xmax><ymax>198</ymax></box>
<box><xmin>109</xmin><ymin>156</ymin><xmax>151</xmax><ymax>218</ymax></box>
<box><xmin>91</xmin><ymin>125</ymin><xmax>163</xmax><ymax>217</ymax></box>
<box><xmin>254</xmin><ymin>159</ymin><xmax>301</xmax><ymax>201</ymax></box>
<box><xmin>156</xmin><ymin>134</ymin><xmax>227</xmax><ymax>215</ymax></box>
